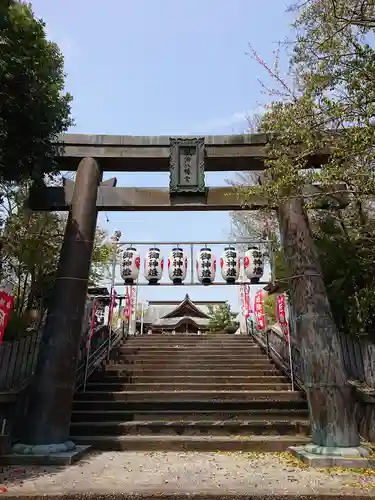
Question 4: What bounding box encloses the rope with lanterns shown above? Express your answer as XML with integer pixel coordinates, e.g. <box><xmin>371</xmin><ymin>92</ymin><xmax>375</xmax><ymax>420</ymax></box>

<box><xmin>119</xmin><ymin>243</ymin><xmax>265</xmax><ymax>286</ymax></box>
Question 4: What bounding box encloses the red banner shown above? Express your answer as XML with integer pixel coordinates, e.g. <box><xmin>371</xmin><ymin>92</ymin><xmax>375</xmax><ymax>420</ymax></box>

<box><xmin>254</xmin><ymin>289</ymin><xmax>266</xmax><ymax>331</ymax></box>
<box><xmin>276</xmin><ymin>294</ymin><xmax>290</xmax><ymax>341</ymax></box>
<box><xmin>129</xmin><ymin>287</ymin><xmax>134</xmax><ymax>319</ymax></box>
<box><xmin>124</xmin><ymin>287</ymin><xmax>130</xmax><ymax>320</ymax></box>
<box><xmin>0</xmin><ymin>291</ymin><xmax>14</xmax><ymax>344</ymax></box>
<box><xmin>124</xmin><ymin>287</ymin><xmax>133</xmax><ymax>320</ymax></box>
<box><xmin>243</xmin><ymin>285</ymin><xmax>252</xmax><ymax>318</ymax></box>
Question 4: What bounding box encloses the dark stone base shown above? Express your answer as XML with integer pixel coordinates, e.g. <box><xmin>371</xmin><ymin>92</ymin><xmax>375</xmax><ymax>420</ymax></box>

<box><xmin>147</xmin><ymin>280</ymin><xmax>160</xmax><ymax>285</ymax></box>
<box><xmin>124</xmin><ymin>279</ymin><xmax>134</xmax><ymax>285</ymax></box>
<box><xmin>172</xmin><ymin>279</ymin><xmax>183</xmax><ymax>285</ymax></box>
<box><xmin>288</xmin><ymin>444</ymin><xmax>375</xmax><ymax>469</ymax></box>
<box><xmin>250</xmin><ymin>277</ymin><xmax>260</xmax><ymax>284</ymax></box>
<box><xmin>0</xmin><ymin>444</ymin><xmax>91</xmax><ymax>466</ymax></box>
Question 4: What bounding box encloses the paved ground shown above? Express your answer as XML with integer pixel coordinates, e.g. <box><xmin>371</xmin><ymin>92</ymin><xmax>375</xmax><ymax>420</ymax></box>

<box><xmin>0</xmin><ymin>451</ymin><xmax>374</xmax><ymax>497</ymax></box>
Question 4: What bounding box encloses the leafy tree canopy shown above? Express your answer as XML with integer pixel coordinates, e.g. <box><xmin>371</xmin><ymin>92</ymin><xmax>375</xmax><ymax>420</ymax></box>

<box><xmin>262</xmin><ymin>293</ymin><xmax>277</xmax><ymax>325</ymax></box>
<box><xmin>0</xmin><ymin>1</ymin><xmax>73</xmax><ymax>183</ymax></box>
<box><xmin>231</xmin><ymin>0</ymin><xmax>375</xmax><ymax>337</ymax></box>
<box><xmin>238</xmin><ymin>0</ymin><xmax>375</xmax><ymax>205</ymax></box>
<box><xmin>2</xmin><ymin>185</ymin><xmax>112</xmax><ymax>339</ymax></box>
<box><xmin>207</xmin><ymin>303</ymin><xmax>236</xmax><ymax>332</ymax></box>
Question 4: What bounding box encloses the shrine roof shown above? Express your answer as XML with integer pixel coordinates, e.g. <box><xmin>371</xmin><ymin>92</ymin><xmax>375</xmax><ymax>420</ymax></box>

<box><xmin>142</xmin><ymin>295</ymin><xmax>226</xmax><ymax>324</ymax></box>
<box><xmin>162</xmin><ymin>294</ymin><xmax>210</xmax><ymax>319</ymax></box>
<box><xmin>151</xmin><ymin>316</ymin><xmax>210</xmax><ymax>328</ymax></box>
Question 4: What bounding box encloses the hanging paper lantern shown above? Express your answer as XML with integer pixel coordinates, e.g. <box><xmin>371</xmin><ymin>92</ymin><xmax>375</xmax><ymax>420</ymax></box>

<box><xmin>196</xmin><ymin>248</ymin><xmax>216</xmax><ymax>285</ymax></box>
<box><xmin>120</xmin><ymin>247</ymin><xmax>140</xmax><ymax>285</ymax></box>
<box><xmin>220</xmin><ymin>245</ymin><xmax>240</xmax><ymax>284</ymax></box>
<box><xmin>144</xmin><ymin>247</ymin><xmax>164</xmax><ymax>284</ymax></box>
<box><xmin>168</xmin><ymin>247</ymin><xmax>187</xmax><ymax>284</ymax></box>
<box><xmin>244</xmin><ymin>246</ymin><xmax>264</xmax><ymax>283</ymax></box>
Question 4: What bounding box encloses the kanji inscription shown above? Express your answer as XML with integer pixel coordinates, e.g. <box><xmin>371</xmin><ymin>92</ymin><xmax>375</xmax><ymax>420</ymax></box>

<box><xmin>169</xmin><ymin>137</ymin><xmax>206</xmax><ymax>195</ymax></box>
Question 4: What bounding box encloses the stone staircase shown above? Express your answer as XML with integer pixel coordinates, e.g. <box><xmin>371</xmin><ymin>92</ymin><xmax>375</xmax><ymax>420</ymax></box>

<box><xmin>71</xmin><ymin>334</ymin><xmax>310</xmax><ymax>451</ymax></box>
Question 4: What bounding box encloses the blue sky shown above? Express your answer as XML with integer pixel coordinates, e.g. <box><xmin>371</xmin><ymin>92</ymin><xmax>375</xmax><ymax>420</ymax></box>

<box><xmin>30</xmin><ymin>0</ymin><xmax>292</xmax><ymax>311</ymax></box>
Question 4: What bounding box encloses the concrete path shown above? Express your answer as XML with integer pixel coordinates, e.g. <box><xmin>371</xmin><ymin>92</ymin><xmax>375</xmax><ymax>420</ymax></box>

<box><xmin>0</xmin><ymin>451</ymin><xmax>374</xmax><ymax>498</ymax></box>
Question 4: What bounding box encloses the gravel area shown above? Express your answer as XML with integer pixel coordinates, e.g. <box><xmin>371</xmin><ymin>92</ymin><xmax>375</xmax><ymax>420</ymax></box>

<box><xmin>0</xmin><ymin>451</ymin><xmax>374</xmax><ymax>497</ymax></box>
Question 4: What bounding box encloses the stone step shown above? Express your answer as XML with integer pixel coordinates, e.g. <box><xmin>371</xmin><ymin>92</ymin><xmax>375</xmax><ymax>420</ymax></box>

<box><xmin>70</xmin><ymin>434</ymin><xmax>310</xmax><ymax>452</ymax></box>
<box><xmin>71</xmin><ymin>408</ymin><xmax>310</xmax><ymax>422</ymax></box>
<box><xmin>85</xmin><ymin>382</ymin><xmax>293</xmax><ymax>391</ymax></box>
<box><xmin>122</xmin><ymin>342</ymin><xmax>258</xmax><ymax>348</ymax></box>
<box><xmin>120</xmin><ymin>347</ymin><xmax>263</xmax><ymax>354</ymax></box>
<box><xmin>89</xmin><ymin>375</ymin><xmax>289</xmax><ymax>384</ymax></box>
<box><xmin>118</xmin><ymin>354</ymin><xmax>269</xmax><ymax>361</ymax></box>
<box><xmin>119</xmin><ymin>343</ymin><xmax>261</xmax><ymax>354</ymax></box>
<box><xmin>75</xmin><ymin>390</ymin><xmax>304</xmax><ymax>402</ymax></box>
<box><xmin>103</xmin><ymin>368</ymin><xmax>282</xmax><ymax>377</ymax></box>
<box><xmin>122</xmin><ymin>349</ymin><xmax>261</xmax><ymax>352</ymax></box>
<box><xmin>70</xmin><ymin>419</ymin><xmax>310</xmax><ymax>437</ymax></box>
<box><xmin>123</xmin><ymin>340</ymin><xmax>257</xmax><ymax>346</ymax></box>
<box><xmin>72</xmin><ymin>399</ymin><xmax>308</xmax><ymax>412</ymax></box>
<box><xmin>107</xmin><ymin>362</ymin><xmax>275</xmax><ymax>370</ymax></box>
<box><xmin>115</xmin><ymin>359</ymin><xmax>271</xmax><ymax>367</ymax></box>
<box><xmin>124</xmin><ymin>336</ymin><xmax>257</xmax><ymax>340</ymax></box>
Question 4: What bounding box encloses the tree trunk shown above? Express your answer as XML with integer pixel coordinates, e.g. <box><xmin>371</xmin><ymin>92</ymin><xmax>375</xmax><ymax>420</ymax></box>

<box><xmin>19</xmin><ymin>272</ymin><xmax>29</xmax><ymax>313</ymax></box>
<box><xmin>26</xmin><ymin>268</ymin><xmax>36</xmax><ymax>311</ymax></box>
<box><xmin>15</xmin><ymin>265</ymin><xmax>23</xmax><ymax>314</ymax></box>
<box><xmin>278</xmin><ymin>197</ymin><xmax>360</xmax><ymax>447</ymax></box>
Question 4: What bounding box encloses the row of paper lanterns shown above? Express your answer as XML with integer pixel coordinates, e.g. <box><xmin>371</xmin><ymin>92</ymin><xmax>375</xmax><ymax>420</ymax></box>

<box><xmin>120</xmin><ymin>246</ymin><xmax>264</xmax><ymax>285</ymax></box>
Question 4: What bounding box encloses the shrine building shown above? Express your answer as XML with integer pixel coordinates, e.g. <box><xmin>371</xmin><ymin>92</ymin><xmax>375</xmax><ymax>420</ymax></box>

<box><xmin>139</xmin><ymin>294</ymin><xmax>238</xmax><ymax>334</ymax></box>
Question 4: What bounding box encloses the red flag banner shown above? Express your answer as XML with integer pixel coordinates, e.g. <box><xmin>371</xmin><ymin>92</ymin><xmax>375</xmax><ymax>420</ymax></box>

<box><xmin>276</xmin><ymin>294</ymin><xmax>290</xmax><ymax>341</ymax></box>
<box><xmin>243</xmin><ymin>285</ymin><xmax>252</xmax><ymax>318</ymax></box>
<box><xmin>129</xmin><ymin>286</ymin><xmax>134</xmax><ymax>319</ymax></box>
<box><xmin>254</xmin><ymin>289</ymin><xmax>266</xmax><ymax>331</ymax></box>
<box><xmin>124</xmin><ymin>287</ymin><xmax>130</xmax><ymax>320</ymax></box>
<box><xmin>0</xmin><ymin>291</ymin><xmax>14</xmax><ymax>344</ymax></box>
<box><xmin>124</xmin><ymin>287</ymin><xmax>134</xmax><ymax>321</ymax></box>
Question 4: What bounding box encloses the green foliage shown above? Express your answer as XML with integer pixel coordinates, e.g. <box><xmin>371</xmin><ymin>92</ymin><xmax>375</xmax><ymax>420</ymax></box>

<box><xmin>3</xmin><ymin>311</ymin><xmax>31</xmax><ymax>342</ymax></box>
<box><xmin>236</xmin><ymin>0</ymin><xmax>375</xmax><ymax>207</ymax></box>
<box><xmin>207</xmin><ymin>303</ymin><xmax>236</xmax><ymax>332</ymax></box>
<box><xmin>229</xmin><ymin>209</ymin><xmax>288</xmax><ymax>289</ymax></box>
<box><xmin>230</xmin><ymin>0</ymin><xmax>375</xmax><ymax>338</ymax></box>
<box><xmin>90</xmin><ymin>227</ymin><xmax>113</xmax><ymax>286</ymax></box>
<box><xmin>311</xmin><ymin>204</ymin><xmax>375</xmax><ymax>337</ymax></box>
<box><xmin>263</xmin><ymin>293</ymin><xmax>277</xmax><ymax>325</ymax></box>
<box><xmin>0</xmin><ymin>184</ymin><xmax>112</xmax><ymax>336</ymax></box>
<box><xmin>0</xmin><ymin>1</ymin><xmax>73</xmax><ymax>183</ymax></box>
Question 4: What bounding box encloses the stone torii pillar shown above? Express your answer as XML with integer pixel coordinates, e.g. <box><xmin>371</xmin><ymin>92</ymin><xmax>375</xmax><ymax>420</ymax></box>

<box><xmin>14</xmin><ymin>157</ymin><xmax>103</xmax><ymax>458</ymax></box>
<box><xmin>278</xmin><ymin>197</ymin><xmax>370</xmax><ymax>465</ymax></box>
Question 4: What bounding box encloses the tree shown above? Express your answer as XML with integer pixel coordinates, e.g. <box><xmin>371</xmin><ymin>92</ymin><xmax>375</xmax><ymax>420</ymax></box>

<box><xmin>245</xmin><ymin>0</ymin><xmax>375</xmax><ymax>338</ymax></box>
<box><xmin>311</xmin><ymin>204</ymin><xmax>375</xmax><ymax>338</ymax></box>
<box><xmin>207</xmin><ymin>303</ymin><xmax>236</xmax><ymax>332</ymax></box>
<box><xmin>0</xmin><ymin>1</ymin><xmax>72</xmax><ymax>184</ymax></box>
<box><xmin>228</xmin><ymin>114</ymin><xmax>279</xmax><ymax>247</ymax></box>
<box><xmin>230</xmin><ymin>0</ymin><xmax>375</xmax><ymax>451</ymax></box>
<box><xmin>263</xmin><ymin>293</ymin><xmax>277</xmax><ymax>325</ymax></box>
<box><xmin>241</xmin><ymin>1</ymin><xmax>375</xmax><ymax>204</ymax></box>
<box><xmin>2</xmin><ymin>185</ymin><xmax>112</xmax><ymax>339</ymax></box>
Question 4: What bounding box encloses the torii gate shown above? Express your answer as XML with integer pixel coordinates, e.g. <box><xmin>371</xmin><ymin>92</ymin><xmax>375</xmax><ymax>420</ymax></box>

<box><xmin>18</xmin><ymin>133</ymin><xmax>366</xmax><ymax>463</ymax></box>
